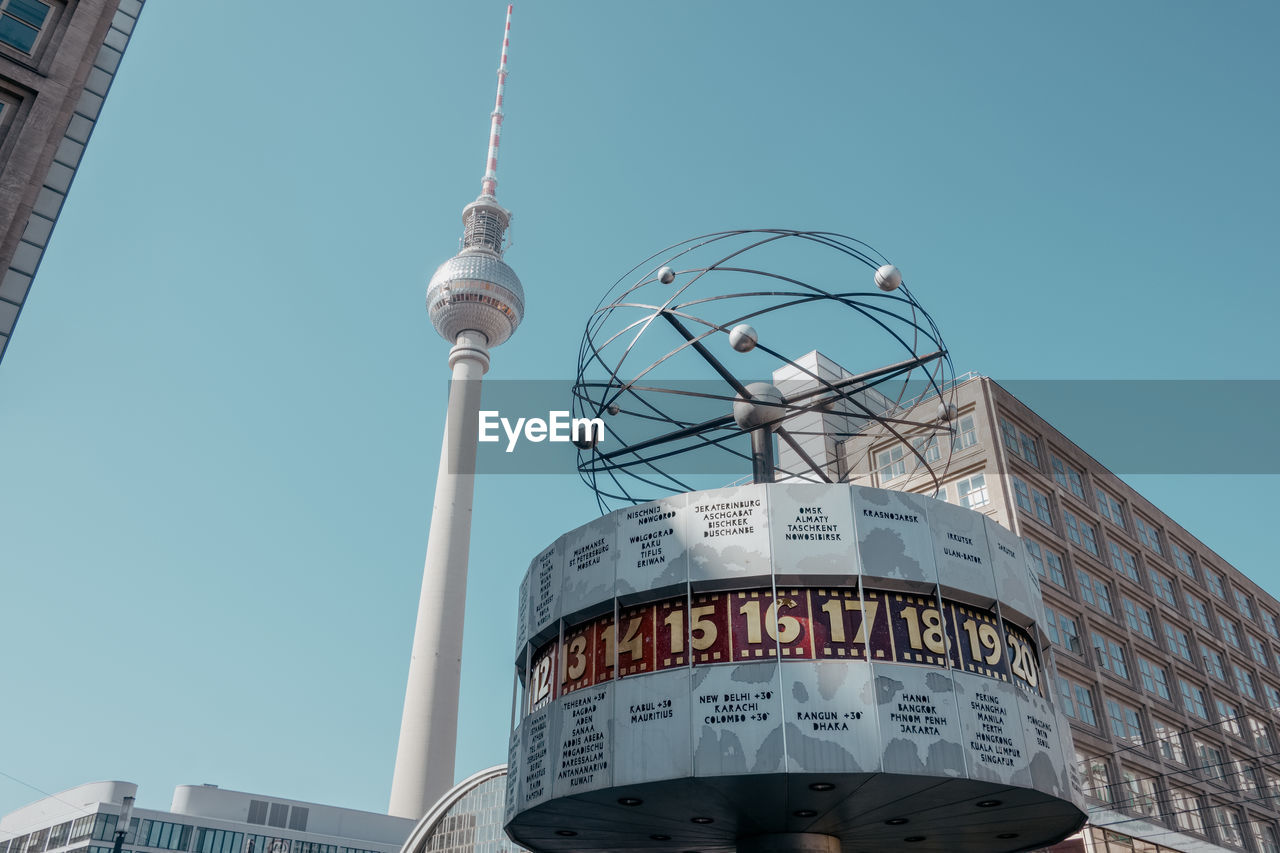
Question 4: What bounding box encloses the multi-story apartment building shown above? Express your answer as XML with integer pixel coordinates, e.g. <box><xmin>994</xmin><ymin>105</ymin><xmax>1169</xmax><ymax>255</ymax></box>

<box><xmin>0</xmin><ymin>782</ymin><xmax>414</xmax><ymax>853</ymax></box>
<box><xmin>828</xmin><ymin>371</ymin><xmax>1280</xmax><ymax>853</ymax></box>
<box><xmin>0</xmin><ymin>0</ymin><xmax>144</xmax><ymax>364</ymax></box>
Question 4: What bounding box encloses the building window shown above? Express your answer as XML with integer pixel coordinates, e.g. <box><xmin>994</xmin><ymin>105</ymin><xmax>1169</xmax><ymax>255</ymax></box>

<box><xmin>1122</xmin><ymin>597</ymin><xmax>1155</xmax><ymax>640</ymax></box>
<box><xmin>1202</xmin><ymin>644</ymin><xmax>1226</xmax><ymax>681</ymax></box>
<box><xmin>1094</xmin><ymin>633</ymin><xmax>1129</xmax><ymax>678</ymax></box>
<box><xmin>1108</xmin><ymin>541</ymin><xmax>1140</xmax><ymax>583</ymax></box>
<box><xmin>1063</xmin><ymin>509</ymin><xmax>1099</xmax><ymax>557</ymax></box>
<box><xmin>1051</xmin><ymin>454</ymin><xmax>1086</xmax><ymax>500</ymax></box>
<box><xmin>1165</xmin><ymin>624</ymin><xmax>1192</xmax><ymax>661</ymax></box>
<box><xmin>1119</xmin><ymin>769</ymin><xmax>1158</xmax><ymax>818</ymax></box>
<box><xmin>1168</xmin><ymin>788</ymin><xmax>1204</xmax><ymax>834</ymax></box>
<box><xmin>294</xmin><ymin>844</ymin><xmax>338</xmax><ymax>853</ymax></box>
<box><xmin>1221</xmin><ymin>616</ymin><xmax>1241</xmax><ymax>649</ymax></box>
<box><xmin>1026</xmin><ymin>540</ymin><xmax>1066</xmax><ymax>587</ymax></box>
<box><xmin>1194</xmin><ymin>737</ymin><xmax>1224</xmax><ymax>782</ymax></box>
<box><xmin>247</xmin><ymin>802</ymin><xmax>268</xmax><ymax>826</ymax></box>
<box><xmin>1060</xmin><ymin>676</ymin><xmax>1097</xmax><ymax>725</ymax></box>
<box><xmin>999</xmin><ymin>417</ymin><xmax>1040</xmax><ymax>468</ymax></box>
<box><xmin>48</xmin><ymin>822</ymin><xmax>71</xmax><ymax>850</ymax></box>
<box><xmin>1253</xmin><ymin>821</ymin><xmax>1280</xmax><ymax>853</ymax></box>
<box><xmin>1153</xmin><ymin>717</ymin><xmax>1186</xmax><ymax>763</ymax></box>
<box><xmin>267</xmin><ymin>804</ymin><xmax>288</xmax><ymax>829</ymax></box>
<box><xmin>1138</xmin><ymin>656</ymin><xmax>1171</xmax><ymax>700</ymax></box>
<box><xmin>1213</xmin><ymin>805</ymin><xmax>1245</xmax><ymax>849</ymax></box>
<box><xmin>1171</xmin><ymin>542</ymin><xmax>1195</xmax><ymax>579</ymax></box>
<box><xmin>1000</xmin><ymin>418</ymin><xmax>1018</xmax><ymax>456</ymax></box>
<box><xmin>876</xmin><ymin>445</ymin><xmax>905</xmax><ymax>481</ymax></box>
<box><xmin>1250</xmin><ymin>716</ymin><xmax>1274</xmax><ymax>753</ymax></box>
<box><xmin>1043</xmin><ymin>605</ymin><xmax>1060</xmax><ymax>645</ymax></box>
<box><xmin>1151</xmin><ymin>572</ymin><xmax>1176</xmax><ymax>607</ymax></box>
<box><xmin>1080</xmin><ymin>522</ymin><xmax>1099</xmax><ymax>558</ymax></box>
<box><xmin>1234</xmin><ymin>588</ymin><xmax>1254</xmax><ymax>619</ymax></box>
<box><xmin>1014</xmin><ymin>476</ymin><xmax>1052</xmax><ymax>525</ymax></box>
<box><xmin>0</xmin><ymin>0</ymin><xmax>52</xmax><ymax>54</ymax></box>
<box><xmin>1045</xmin><ymin>605</ymin><xmax>1081</xmax><ymax>653</ymax></box>
<box><xmin>70</xmin><ymin>817</ymin><xmax>95</xmax><ymax>844</ymax></box>
<box><xmin>1234</xmin><ymin>664</ymin><xmax>1257</xmax><ymax>700</ymax></box>
<box><xmin>1077</xmin><ymin>751</ymin><xmax>1111</xmax><ymax>801</ymax></box>
<box><xmin>1032</xmin><ymin>487</ymin><xmax>1053</xmax><ymax>526</ymax></box>
<box><xmin>956</xmin><ymin>474</ymin><xmax>989</xmax><ymax>509</ymax></box>
<box><xmin>1077</xmin><ymin>569</ymin><xmax>1112</xmax><ymax>616</ymax></box>
<box><xmin>1248</xmin><ymin>634</ymin><xmax>1270</xmax><ymax>668</ymax></box>
<box><xmin>1133</xmin><ymin>515</ymin><xmax>1162</xmax><ymax>555</ymax></box>
<box><xmin>287</xmin><ymin>809</ymin><xmax>308</xmax><ymax>832</ymax></box>
<box><xmin>951</xmin><ymin>414</ymin><xmax>977</xmax><ymax>451</ymax></box>
<box><xmin>1217</xmin><ymin>699</ymin><xmax>1243</xmax><ymax>738</ymax></box>
<box><xmin>1043</xmin><ymin>548</ymin><xmax>1066</xmax><ymax>587</ymax></box>
<box><xmin>1095</xmin><ymin>488</ymin><xmax>1125</xmax><ymax>529</ymax></box>
<box><xmin>1202</xmin><ymin>568</ymin><xmax>1225</xmax><ymax>601</ymax></box>
<box><xmin>135</xmin><ymin>821</ymin><xmax>193</xmax><ymax>851</ymax></box>
<box><xmin>1106</xmin><ymin>699</ymin><xmax>1143</xmax><ymax>745</ymax></box>
<box><xmin>1263</xmin><ymin>610</ymin><xmax>1280</xmax><ymax>640</ymax></box>
<box><xmin>92</xmin><ymin>816</ymin><xmax>119</xmax><ymax>843</ymax></box>
<box><xmin>1019</xmin><ymin>433</ymin><xmax>1039</xmax><ymax>468</ymax></box>
<box><xmin>245</xmin><ymin>836</ymin><xmax>291</xmax><ymax>853</ymax></box>
<box><xmin>196</xmin><ymin>830</ymin><xmax>244</xmax><ymax>853</ymax></box>
<box><xmin>1013</xmin><ymin>475</ymin><xmax>1032</xmax><ymax>513</ymax></box>
<box><xmin>1186</xmin><ymin>594</ymin><xmax>1210</xmax><ymax>628</ymax></box>
<box><xmin>1236</xmin><ymin>758</ymin><xmax>1260</xmax><ymax>795</ymax></box>
<box><xmin>1180</xmin><ymin>679</ymin><xmax>1208</xmax><ymax>719</ymax></box>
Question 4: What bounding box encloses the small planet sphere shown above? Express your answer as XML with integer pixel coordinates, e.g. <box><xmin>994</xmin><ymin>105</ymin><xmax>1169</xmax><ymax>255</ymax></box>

<box><xmin>874</xmin><ymin>264</ymin><xmax>902</xmax><ymax>292</ymax></box>
<box><xmin>733</xmin><ymin>382</ymin><xmax>785</xmax><ymax>430</ymax></box>
<box><xmin>729</xmin><ymin>324</ymin><xmax>758</xmax><ymax>353</ymax></box>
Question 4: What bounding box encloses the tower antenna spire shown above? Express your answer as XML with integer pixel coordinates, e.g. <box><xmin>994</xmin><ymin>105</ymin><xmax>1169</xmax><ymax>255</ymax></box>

<box><xmin>456</xmin><ymin>4</ymin><xmax>515</xmax><ymax>257</ymax></box>
<box><xmin>480</xmin><ymin>4</ymin><xmax>512</xmax><ymax>200</ymax></box>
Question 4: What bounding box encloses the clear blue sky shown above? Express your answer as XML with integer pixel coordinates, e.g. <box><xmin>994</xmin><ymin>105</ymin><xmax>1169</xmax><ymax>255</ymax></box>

<box><xmin>2</xmin><ymin>0</ymin><xmax>1278</xmax><ymax>821</ymax></box>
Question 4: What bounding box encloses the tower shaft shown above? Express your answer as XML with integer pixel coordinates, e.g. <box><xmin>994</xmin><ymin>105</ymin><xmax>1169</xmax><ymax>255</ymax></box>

<box><xmin>389</xmin><ymin>333</ymin><xmax>489</xmax><ymax>818</ymax></box>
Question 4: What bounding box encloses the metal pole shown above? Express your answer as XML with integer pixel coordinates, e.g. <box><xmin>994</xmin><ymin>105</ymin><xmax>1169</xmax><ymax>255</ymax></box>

<box><xmin>751</xmin><ymin>426</ymin><xmax>775</xmax><ymax>484</ymax></box>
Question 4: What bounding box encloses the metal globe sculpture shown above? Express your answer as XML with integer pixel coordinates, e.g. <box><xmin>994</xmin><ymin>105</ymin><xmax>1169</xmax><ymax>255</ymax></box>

<box><xmin>507</xmin><ymin>229</ymin><xmax>1087</xmax><ymax>853</ymax></box>
<box><xmin>572</xmin><ymin>229</ymin><xmax>959</xmax><ymax>512</ymax></box>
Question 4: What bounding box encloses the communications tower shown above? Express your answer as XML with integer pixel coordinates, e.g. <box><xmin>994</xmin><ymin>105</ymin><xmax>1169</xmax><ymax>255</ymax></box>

<box><xmin>388</xmin><ymin>5</ymin><xmax>524</xmax><ymax>819</ymax></box>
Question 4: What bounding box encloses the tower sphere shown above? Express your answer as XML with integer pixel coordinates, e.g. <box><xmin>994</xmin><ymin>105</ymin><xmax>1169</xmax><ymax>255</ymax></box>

<box><xmin>874</xmin><ymin>263</ymin><xmax>902</xmax><ymax>292</ymax></box>
<box><xmin>426</xmin><ymin>250</ymin><xmax>525</xmax><ymax>346</ymax></box>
